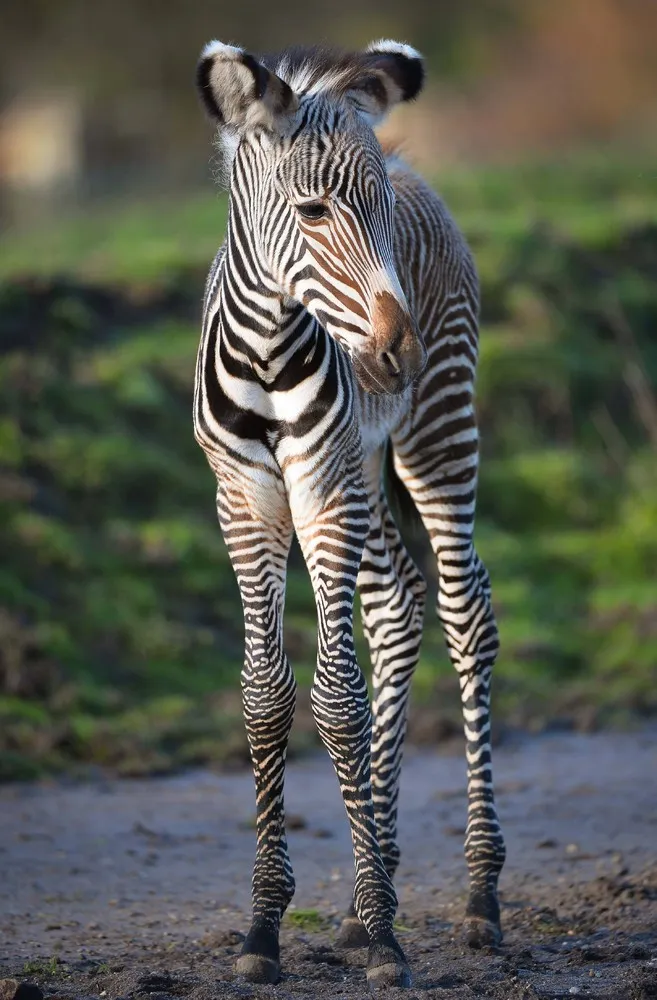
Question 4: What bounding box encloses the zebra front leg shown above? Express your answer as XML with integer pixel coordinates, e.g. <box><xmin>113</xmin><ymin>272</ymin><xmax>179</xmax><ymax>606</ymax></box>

<box><xmin>337</xmin><ymin>490</ymin><xmax>426</xmax><ymax>950</ymax></box>
<box><xmin>293</xmin><ymin>487</ymin><xmax>412</xmax><ymax>988</ymax></box>
<box><xmin>217</xmin><ymin>482</ymin><xmax>296</xmax><ymax>983</ymax></box>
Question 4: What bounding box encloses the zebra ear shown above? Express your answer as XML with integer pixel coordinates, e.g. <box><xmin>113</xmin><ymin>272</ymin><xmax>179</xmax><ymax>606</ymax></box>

<box><xmin>196</xmin><ymin>41</ymin><xmax>299</xmax><ymax>133</ymax></box>
<box><xmin>347</xmin><ymin>40</ymin><xmax>424</xmax><ymax>126</ymax></box>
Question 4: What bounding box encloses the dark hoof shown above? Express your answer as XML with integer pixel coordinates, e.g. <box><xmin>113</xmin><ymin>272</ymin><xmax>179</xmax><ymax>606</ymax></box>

<box><xmin>366</xmin><ymin>962</ymin><xmax>412</xmax><ymax>990</ymax></box>
<box><xmin>235</xmin><ymin>953</ymin><xmax>280</xmax><ymax>984</ymax></box>
<box><xmin>367</xmin><ymin>937</ymin><xmax>411</xmax><ymax>990</ymax></box>
<box><xmin>336</xmin><ymin>916</ymin><xmax>370</xmax><ymax>949</ymax></box>
<box><xmin>462</xmin><ymin>915</ymin><xmax>503</xmax><ymax>950</ymax></box>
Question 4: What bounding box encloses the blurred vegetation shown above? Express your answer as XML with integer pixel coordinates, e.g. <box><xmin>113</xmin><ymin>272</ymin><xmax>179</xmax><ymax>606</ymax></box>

<box><xmin>2</xmin><ymin>0</ymin><xmax>656</xmax><ymax>222</ymax></box>
<box><xmin>1</xmin><ymin>153</ymin><xmax>657</xmax><ymax>781</ymax></box>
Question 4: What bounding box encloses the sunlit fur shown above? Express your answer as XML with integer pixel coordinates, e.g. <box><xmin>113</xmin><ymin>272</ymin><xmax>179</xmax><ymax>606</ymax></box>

<box><xmin>194</xmin><ymin>41</ymin><xmax>506</xmax><ymax>986</ymax></box>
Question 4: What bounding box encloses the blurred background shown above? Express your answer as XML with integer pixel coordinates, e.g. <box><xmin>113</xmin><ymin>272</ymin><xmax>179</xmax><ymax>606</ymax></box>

<box><xmin>1</xmin><ymin>0</ymin><xmax>656</xmax><ymax>781</ymax></box>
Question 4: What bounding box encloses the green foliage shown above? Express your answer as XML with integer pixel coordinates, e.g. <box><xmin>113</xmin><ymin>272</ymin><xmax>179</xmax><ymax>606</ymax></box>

<box><xmin>22</xmin><ymin>956</ymin><xmax>63</xmax><ymax>979</ymax></box>
<box><xmin>471</xmin><ymin>191</ymin><xmax>657</xmax><ymax>723</ymax></box>
<box><xmin>286</xmin><ymin>909</ymin><xmax>329</xmax><ymax>931</ymax></box>
<box><xmin>0</xmin><ymin>195</ymin><xmax>229</xmax><ymax>282</ymax></box>
<box><xmin>1</xmin><ymin>155</ymin><xmax>656</xmax><ymax>779</ymax></box>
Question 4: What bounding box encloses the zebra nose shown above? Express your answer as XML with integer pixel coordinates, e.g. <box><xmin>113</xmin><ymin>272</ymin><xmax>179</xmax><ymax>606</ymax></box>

<box><xmin>381</xmin><ymin>350</ymin><xmax>403</xmax><ymax>377</ymax></box>
<box><xmin>373</xmin><ymin>292</ymin><xmax>426</xmax><ymax>381</ymax></box>
<box><xmin>378</xmin><ymin>320</ymin><xmax>427</xmax><ymax>381</ymax></box>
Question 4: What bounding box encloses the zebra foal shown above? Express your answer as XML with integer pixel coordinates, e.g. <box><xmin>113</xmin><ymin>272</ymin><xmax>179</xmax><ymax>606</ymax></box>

<box><xmin>194</xmin><ymin>38</ymin><xmax>505</xmax><ymax>988</ymax></box>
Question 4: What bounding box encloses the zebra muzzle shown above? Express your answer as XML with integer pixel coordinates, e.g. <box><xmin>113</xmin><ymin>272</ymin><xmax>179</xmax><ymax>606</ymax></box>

<box><xmin>354</xmin><ymin>292</ymin><xmax>427</xmax><ymax>394</ymax></box>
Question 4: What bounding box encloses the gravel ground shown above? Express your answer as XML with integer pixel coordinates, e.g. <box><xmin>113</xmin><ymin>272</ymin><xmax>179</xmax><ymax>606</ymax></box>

<box><xmin>1</xmin><ymin>729</ymin><xmax>656</xmax><ymax>998</ymax></box>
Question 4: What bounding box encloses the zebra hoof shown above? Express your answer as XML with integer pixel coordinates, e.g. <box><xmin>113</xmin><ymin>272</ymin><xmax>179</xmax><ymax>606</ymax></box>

<box><xmin>367</xmin><ymin>938</ymin><xmax>412</xmax><ymax>990</ymax></box>
<box><xmin>462</xmin><ymin>915</ymin><xmax>503</xmax><ymax>951</ymax></box>
<box><xmin>235</xmin><ymin>953</ymin><xmax>280</xmax><ymax>984</ymax></box>
<box><xmin>336</xmin><ymin>916</ymin><xmax>370</xmax><ymax>949</ymax></box>
<box><xmin>366</xmin><ymin>961</ymin><xmax>412</xmax><ymax>990</ymax></box>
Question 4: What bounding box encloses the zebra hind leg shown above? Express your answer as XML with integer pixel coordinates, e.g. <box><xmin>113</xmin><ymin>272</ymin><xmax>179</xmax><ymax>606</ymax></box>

<box><xmin>459</xmin><ymin>552</ymin><xmax>506</xmax><ymax>948</ymax></box>
<box><xmin>337</xmin><ymin>466</ymin><xmax>426</xmax><ymax>949</ymax></box>
<box><xmin>392</xmin><ymin>442</ymin><xmax>506</xmax><ymax>950</ymax></box>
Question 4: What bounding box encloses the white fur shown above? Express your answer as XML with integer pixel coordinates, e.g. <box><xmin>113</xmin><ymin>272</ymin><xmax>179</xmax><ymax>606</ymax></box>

<box><xmin>366</xmin><ymin>39</ymin><xmax>422</xmax><ymax>62</ymax></box>
<box><xmin>200</xmin><ymin>40</ymin><xmax>244</xmax><ymax>61</ymax></box>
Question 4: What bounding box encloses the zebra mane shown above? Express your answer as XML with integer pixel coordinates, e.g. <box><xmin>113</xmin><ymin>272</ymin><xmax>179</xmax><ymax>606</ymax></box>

<box><xmin>260</xmin><ymin>42</ymin><xmax>423</xmax><ymax>104</ymax></box>
<box><xmin>262</xmin><ymin>45</ymin><xmax>376</xmax><ymax>98</ymax></box>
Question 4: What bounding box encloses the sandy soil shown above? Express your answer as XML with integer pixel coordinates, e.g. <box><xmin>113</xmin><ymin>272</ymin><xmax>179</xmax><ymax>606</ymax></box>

<box><xmin>1</xmin><ymin>729</ymin><xmax>656</xmax><ymax>999</ymax></box>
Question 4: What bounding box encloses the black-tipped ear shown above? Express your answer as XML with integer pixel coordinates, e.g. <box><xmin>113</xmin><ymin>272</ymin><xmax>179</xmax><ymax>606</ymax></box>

<box><xmin>196</xmin><ymin>41</ymin><xmax>299</xmax><ymax>131</ymax></box>
<box><xmin>364</xmin><ymin>40</ymin><xmax>424</xmax><ymax>102</ymax></box>
<box><xmin>345</xmin><ymin>40</ymin><xmax>424</xmax><ymax>126</ymax></box>
<box><xmin>367</xmin><ymin>48</ymin><xmax>424</xmax><ymax>103</ymax></box>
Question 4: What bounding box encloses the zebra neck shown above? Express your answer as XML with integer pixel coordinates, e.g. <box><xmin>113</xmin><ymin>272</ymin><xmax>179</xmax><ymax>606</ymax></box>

<box><xmin>214</xmin><ymin>238</ymin><xmax>318</xmax><ymax>383</ymax></box>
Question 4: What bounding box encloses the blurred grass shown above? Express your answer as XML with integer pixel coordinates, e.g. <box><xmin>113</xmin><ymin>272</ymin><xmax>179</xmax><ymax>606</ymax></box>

<box><xmin>1</xmin><ymin>152</ymin><xmax>657</xmax><ymax>780</ymax></box>
<box><xmin>2</xmin><ymin>151</ymin><xmax>655</xmax><ymax>282</ymax></box>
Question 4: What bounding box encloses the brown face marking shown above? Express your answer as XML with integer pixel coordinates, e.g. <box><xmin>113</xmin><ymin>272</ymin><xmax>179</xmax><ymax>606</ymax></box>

<box><xmin>302</xmin><ymin>235</ymin><xmax>368</xmax><ymax>320</ymax></box>
<box><xmin>372</xmin><ymin>290</ymin><xmax>419</xmax><ymax>356</ymax></box>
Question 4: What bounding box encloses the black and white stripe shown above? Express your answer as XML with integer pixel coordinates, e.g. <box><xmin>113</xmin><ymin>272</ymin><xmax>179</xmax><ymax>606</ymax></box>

<box><xmin>193</xmin><ymin>39</ymin><xmax>505</xmax><ymax>988</ymax></box>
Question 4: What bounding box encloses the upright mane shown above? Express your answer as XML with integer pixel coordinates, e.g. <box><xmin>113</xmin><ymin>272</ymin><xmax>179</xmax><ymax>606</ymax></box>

<box><xmin>260</xmin><ymin>42</ymin><xmax>424</xmax><ymax>104</ymax></box>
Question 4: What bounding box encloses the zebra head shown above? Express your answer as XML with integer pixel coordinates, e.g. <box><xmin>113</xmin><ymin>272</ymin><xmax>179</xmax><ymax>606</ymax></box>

<box><xmin>197</xmin><ymin>40</ymin><xmax>428</xmax><ymax>395</ymax></box>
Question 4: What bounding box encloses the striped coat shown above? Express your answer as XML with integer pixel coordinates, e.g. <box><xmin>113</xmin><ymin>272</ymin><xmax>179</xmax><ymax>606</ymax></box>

<box><xmin>193</xmin><ymin>39</ymin><xmax>505</xmax><ymax>989</ymax></box>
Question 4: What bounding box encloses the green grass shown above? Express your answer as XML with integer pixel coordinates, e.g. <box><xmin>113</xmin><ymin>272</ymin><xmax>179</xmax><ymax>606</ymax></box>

<box><xmin>286</xmin><ymin>909</ymin><xmax>329</xmax><ymax>931</ymax></box>
<box><xmin>1</xmin><ymin>151</ymin><xmax>656</xmax><ymax>780</ymax></box>
<box><xmin>0</xmin><ymin>192</ymin><xmax>229</xmax><ymax>283</ymax></box>
<box><xmin>2</xmin><ymin>151</ymin><xmax>655</xmax><ymax>283</ymax></box>
<box><xmin>22</xmin><ymin>957</ymin><xmax>62</xmax><ymax>979</ymax></box>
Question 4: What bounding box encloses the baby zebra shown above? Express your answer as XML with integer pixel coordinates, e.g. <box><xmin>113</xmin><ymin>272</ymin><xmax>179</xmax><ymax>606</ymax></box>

<box><xmin>194</xmin><ymin>39</ymin><xmax>506</xmax><ymax>989</ymax></box>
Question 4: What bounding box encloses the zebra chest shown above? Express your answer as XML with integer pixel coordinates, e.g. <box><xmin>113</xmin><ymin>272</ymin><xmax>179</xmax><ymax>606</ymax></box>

<box><xmin>357</xmin><ymin>388</ymin><xmax>412</xmax><ymax>457</ymax></box>
<box><xmin>198</xmin><ymin>361</ymin><xmax>344</xmax><ymax>465</ymax></box>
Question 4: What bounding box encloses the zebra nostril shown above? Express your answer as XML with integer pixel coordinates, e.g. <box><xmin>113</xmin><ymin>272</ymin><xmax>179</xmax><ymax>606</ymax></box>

<box><xmin>381</xmin><ymin>351</ymin><xmax>402</xmax><ymax>376</ymax></box>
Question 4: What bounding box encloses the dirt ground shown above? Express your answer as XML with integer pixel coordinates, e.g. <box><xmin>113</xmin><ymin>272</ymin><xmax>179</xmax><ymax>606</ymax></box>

<box><xmin>1</xmin><ymin>729</ymin><xmax>656</xmax><ymax>999</ymax></box>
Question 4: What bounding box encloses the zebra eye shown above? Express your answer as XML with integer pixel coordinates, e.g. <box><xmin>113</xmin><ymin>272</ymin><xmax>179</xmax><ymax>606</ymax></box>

<box><xmin>297</xmin><ymin>202</ymin><xmax>328</xmax><ymax>221</ymax></box>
